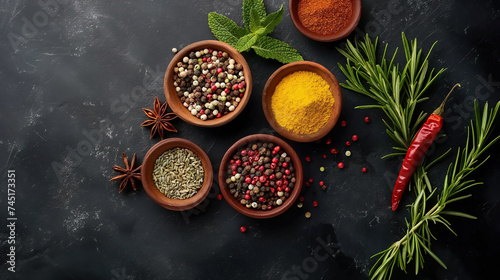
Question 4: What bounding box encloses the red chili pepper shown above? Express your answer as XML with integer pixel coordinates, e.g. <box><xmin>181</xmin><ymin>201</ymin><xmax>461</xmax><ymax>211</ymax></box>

<box><xmin>392</xmin><ymin>84</ymin><xmax>460</xmax><ymax>211</ymax></box>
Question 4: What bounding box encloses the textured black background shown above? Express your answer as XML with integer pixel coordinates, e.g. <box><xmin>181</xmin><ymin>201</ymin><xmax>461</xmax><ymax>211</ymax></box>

<box><xmin>1</xmin><ymin>0</ymin><xmax>500</xmax><ymax>279</ymax></box>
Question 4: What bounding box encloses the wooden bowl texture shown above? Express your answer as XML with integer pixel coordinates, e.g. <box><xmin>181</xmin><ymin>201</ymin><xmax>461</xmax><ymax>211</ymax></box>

<box><xmin>218</xmin><ymin>134</ymin><xmax>303</xmax><ymax>219</ymax></box>
<box><xmin>262</xmin><ymin>61</ymin><xmax>342</xmax><ymax>142</ymax></box>
<box><xmin>289</xmin><ymin>0</ymin><xmax>362</xmax><ymax>42</ymax></box>
<box><xmin>141</xmin><ymin>138</ymin><xmax>213</xmax><ymax>211</ymax></box>
<box><xmin>164</xmin><ymin>40</ymin><xmax>252</xmax><ymax>127</ymax></box>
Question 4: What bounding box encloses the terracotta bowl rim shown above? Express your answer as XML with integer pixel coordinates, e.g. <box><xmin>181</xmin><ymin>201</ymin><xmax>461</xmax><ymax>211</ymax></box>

<box><xmin>164</xmin><ymin>40</ymin><xmax>252</xmax><ymax>127</ymax></box>
<box><xmin>141</xmin><ymin>138</ymin><xmax>213</xmax><ymax>211</ymax></box>
<box><xmin>262</xmin><ymin>61</ymin><xmax>342</xmax><ymax>142</ymax></box>
<box><xmin>289</xmin><ymin>0</ymin><xmax>362</xmax><ymax>42</ymax></box>
<box><xmin>218</xmin><ymin>134</ymin><xmax>303</xmax><ymax>219</ymax></box>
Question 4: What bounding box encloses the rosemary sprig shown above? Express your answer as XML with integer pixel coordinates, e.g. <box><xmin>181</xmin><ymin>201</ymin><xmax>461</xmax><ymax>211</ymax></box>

<box><xmin>369</xmin><ymin>101</ymin><xmax>500</xmax><ymax>280</ymax></box>
<box><xmin>337</xmin><ymin>33</ymin><xmax>445</xmax><ymax>157</ymax></box>
<box><xmin>337</xmin><ymin>33</ymin><xmax>447</xmax><ymax>196</ymax></box>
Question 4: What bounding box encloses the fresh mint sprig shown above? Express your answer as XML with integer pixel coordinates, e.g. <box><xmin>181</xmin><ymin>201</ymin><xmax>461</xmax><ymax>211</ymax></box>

<box><xmin>208</xmin><ymin>0</ymin><xmax>303</xmax><ymax>64</ymax></box>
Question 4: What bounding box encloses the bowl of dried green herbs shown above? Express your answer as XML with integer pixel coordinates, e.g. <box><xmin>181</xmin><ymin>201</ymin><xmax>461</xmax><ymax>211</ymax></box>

<box><xmin>141</xmin><ymin>138</ymin><xmax>213</xmax><ymax>211</ymax></box>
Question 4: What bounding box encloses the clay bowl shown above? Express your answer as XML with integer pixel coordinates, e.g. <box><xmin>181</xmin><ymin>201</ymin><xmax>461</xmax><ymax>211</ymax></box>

<box><xmin>164</xmin><ymin>40</ymin><xmax>252</xmax><ymax>127</ymax></box>
<box><xmin>289</xmin><ymin>0</ymin><xmax>362</xmax><ymax>42</ymax></box>
<box><xmin>218</xmin><ymin>134</ymin><xmax>303</xmax><ymax>219</ymax></box>
<box><xmin>141</xmin><ymin>138</ymin><xmax>213</xmax><ymax>211</ymax></box>
<box><xmin>262</xmin><ymin>61</ymin><xmax>342</xmax><ymax>142</ymax></box>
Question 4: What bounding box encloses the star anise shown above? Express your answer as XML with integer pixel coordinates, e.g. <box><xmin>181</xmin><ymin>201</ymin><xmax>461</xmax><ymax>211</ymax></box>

<box><xmin>109</xmin><ymin>152</ymin><xmax>142</xmax><ymax>193</ymax></box>
<box><xmin>141</xmin><ymin>97</ymin><xmax>177</xmax><ymax>139</ymax></box>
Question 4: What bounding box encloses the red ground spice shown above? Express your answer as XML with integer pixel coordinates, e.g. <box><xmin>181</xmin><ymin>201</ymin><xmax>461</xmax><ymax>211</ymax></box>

<box><xmin>298</xmin><ymin>0</ymin><xmax>353</xmax><ymax>35</ymax></box>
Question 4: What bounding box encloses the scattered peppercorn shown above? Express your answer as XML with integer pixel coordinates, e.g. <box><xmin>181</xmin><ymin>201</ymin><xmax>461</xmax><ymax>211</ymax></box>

<box><xmin>352</xmin><ymin>135</ymin><xmax>358</xmax><ymax>141</ymax></box>
<box><xmin>217</xmin><ymin>194</ymin><xmax>223</xmax><ymax>200</ymax></box>
<box><xmin>362</xmin><ymin>167</ymin><xmax>367</xmax><ymax>173</ymax></box>
<box><xmin>330</xmin><ymin>148</ymin><xmax>338</xmax><ymax>154</ymax></box>
<box><xmin>345</xmin><ymin>150</ymin><xmax>351</xmax><ymax>157</ymax></box>
<box><xmin>319</xmin><ymin>181</ymin><xmax>325</xmax><ymax>187</ymax></box>
<box><xmin>341</xmin><ymin>120</ymin><xmax>347</xmax><ymax>127</ymax></box>
<box><xmin>320</xmin><ymin>167</ymin><xmax>325</xmax><ymax>172</ymax></box>
<box><xmin>322</xmin><ymin>154</ymin><xmax>327</xmax><ymax>159</ymax></box>
<box><xmin>305</xmin><ymin>212</ymin><xmax>312</xmax><ymax>218</ymax></box>
<box><xmin>240</xmin><ymin>226</ymin><xmax>246</xmax><ymax>232</ymax></box>
<box><xmin>365</xmin><ymin>116</ymin><xmax>371</xmax><ymax>123</ymax></box>
<box><xmin>312</xmin><ymin>200</ymin><xmax>318</xmax><ymax>207</ymax></box>
<box><xmin>325</xmin><ymin>138</ymin><xmax>332</xmax><ymax>145</ymax></box>
<box><xmin>299</xmin><ymin>196</ymin><xmax>305</xmax><ymax>202</ymax></box>
<box><xmin>321</xmin><ymin>185</ymin><xmax>327</xmax><ymax>191</ymax></box>
<box><xmin>338</xmin><ymin>162</ymin><xmax>344</xmax><ymax>169</ymax></box>
<box><xmin>172</xmin><ymin>47</ymin><xmax>178</xmax><ymax>53</ymax></box>
<box><xmin>297</xmin><ymin>202</ymin><xmax>303</xmax><ymax>208</ymax></box>
<box><xmin>346</xmin><ymin>141</ymin><xmax>351</xmax><ymax>146</ymax></box>
<box><xmin>305</xmin><ymin>156</ymin><xmax>311</xmax><ymax>162</ymax></box>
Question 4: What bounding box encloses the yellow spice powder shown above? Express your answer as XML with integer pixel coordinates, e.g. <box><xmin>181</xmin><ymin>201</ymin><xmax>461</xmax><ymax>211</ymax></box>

<box><xmin>271</xmin><ymin>71</ymin><xmax>334</xmax><ymax>134</ymax></box>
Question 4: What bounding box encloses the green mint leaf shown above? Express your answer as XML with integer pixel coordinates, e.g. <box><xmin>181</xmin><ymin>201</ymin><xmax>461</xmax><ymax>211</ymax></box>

<box><xmin>243</xmin><ymin>0</ymin><xmax>266</xmax><ymax>30</ymax></box>
<box><xmin>235</xmin><ymin>33</ymin><xmax>259</xmax><ymax>52</ymax></box>
<box><xmin>252</xmin><ymin>36</ymin><xmax>304</xmax><ymax>63</ymax></box>
<box><xmin>259</xmin><ymin>5</ymin><xmax>283</xmax><ymax>35</ymax></box>
<box><xmin>249</xmin><ymin>6</ymin><xmax>262</xmax><ymax>33</ymax></box>
<box><xmin>208</xmin><ymin>12</ymin><xmax>249</xmax><ymax>47</ymax></box>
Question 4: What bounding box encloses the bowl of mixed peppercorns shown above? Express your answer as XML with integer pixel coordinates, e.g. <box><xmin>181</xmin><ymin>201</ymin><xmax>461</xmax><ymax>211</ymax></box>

<box><xmin>164</xmin><ymin>40</ymin><xmax>252</xmax><ymax>127</ymax></box>
<box><xmin>218</xmin><ymin>134</ymin><xmax>303</xmax><ymax>218</ymax></box>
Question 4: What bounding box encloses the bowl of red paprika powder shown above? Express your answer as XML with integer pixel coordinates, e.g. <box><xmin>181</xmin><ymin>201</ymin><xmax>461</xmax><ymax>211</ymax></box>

<box><xmin>289</xmin><ymin>0</ymin><xmax>362</xmax><ymax>42</ymax></box>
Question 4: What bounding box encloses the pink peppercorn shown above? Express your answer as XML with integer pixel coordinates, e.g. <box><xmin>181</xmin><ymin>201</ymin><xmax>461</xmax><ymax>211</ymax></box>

<box><xmin>240</xmin><ymin>226</ymin><xmax>246</xmax><ymax>233</ymax></box>
<box><xmin>312</xmin><ymin>201</ymin><xmax>318</xmax><ymax>207</ymax></box>
<box><xmin>362</xmin><ymin>167</ymin><xmax>367</xmax><ymax>173</ymax></box>
<box><xmin>365</xmin><ymin>117</ymin><xmax>371</xmax><ymax>123</ymax></box>
<box><xmin>352</xmin><ymin>135</ymin><xmax>358</xmax><ymax>141</ymax></box>
<box><xmin>341</xmin><ymin>120</ymin><xmax>347</xmax><ymax>127</ymax></box>
<box><xmin>338</xmin><ymin>162</ymin><xmax>344</xmax><ymax>169</ymax></box>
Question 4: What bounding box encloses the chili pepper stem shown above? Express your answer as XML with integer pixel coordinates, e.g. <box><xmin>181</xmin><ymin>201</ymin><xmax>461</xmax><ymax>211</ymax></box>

<box><xmin>432</xmin><ymin>83</ymin><xmax>461</xmax><ymax>116</ymax></box>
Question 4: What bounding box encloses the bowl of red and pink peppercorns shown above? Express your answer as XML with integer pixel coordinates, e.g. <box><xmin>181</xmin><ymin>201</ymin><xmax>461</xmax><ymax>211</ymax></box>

<box><xmin>219</xmin><ymin>134</ymin><xmax>303</xmax><ymax>218</ymax></box>
<box><xmin>164</xmin><ymin>40</ymin><xmax>252</xmax><ymax>127</ymax></box>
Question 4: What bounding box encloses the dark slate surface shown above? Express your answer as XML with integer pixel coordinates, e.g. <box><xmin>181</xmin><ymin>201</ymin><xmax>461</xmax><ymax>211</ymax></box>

<box><xmin>1</xmin><ymin>0</ymin><xmax>500</xmax><ymax>279</ymax></box>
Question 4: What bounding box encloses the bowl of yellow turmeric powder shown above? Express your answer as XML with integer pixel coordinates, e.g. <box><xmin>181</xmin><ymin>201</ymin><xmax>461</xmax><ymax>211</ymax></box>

<box><xmin>262</xmin><ymin>61</ymin><xmax>342</xmax><ymax>142</ymax></box>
